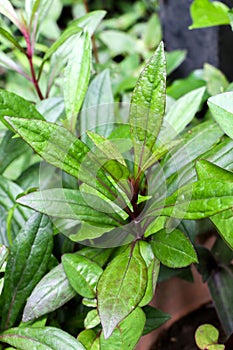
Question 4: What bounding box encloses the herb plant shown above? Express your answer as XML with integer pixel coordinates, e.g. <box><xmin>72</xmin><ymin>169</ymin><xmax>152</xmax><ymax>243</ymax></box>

<box><xmin>0</xmin><ymin>1</ymin><xmax>233</xmax><ymax>349</ymax></box>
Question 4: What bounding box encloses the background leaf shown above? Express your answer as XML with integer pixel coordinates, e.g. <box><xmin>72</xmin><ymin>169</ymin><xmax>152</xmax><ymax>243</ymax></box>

<box><xmin>0</xmin><ymin>213</ymin><xmax>53</xmax><ymax>330</ymax></box>
<box><xmin>142</xmin><ymin>306</ymin><xmax>170</xmax><ymax>335</ymax></box>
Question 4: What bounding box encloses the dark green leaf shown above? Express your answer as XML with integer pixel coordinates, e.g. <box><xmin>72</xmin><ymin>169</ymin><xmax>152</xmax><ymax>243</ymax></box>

<box><xmin>0</xmin><ymin>27</ymin><xmax>24</xmax><ymax>51</ymax></box>
<box><xmin>151</xmin><ymin>228</ymin><xmax>198</xmax><ymax>268</ymax></box>
<box><xmin>23</xmin><ymin>263</ymin><xmax>76</xmax><ymax>322</ymax></box>
<box><xmin>129</xmin><ymin>42</ymin><xmax>166</xmax><ymax>173</ymax></box>
<box><xmin>142</xmin><ymin>306</ymin><xmax>170</xmax><ymax>335</ymax></box>
<box><xmin>97</xmin><ymin>242</ymin><xmax>147</xmax><ymax>338</ymax></box>
<box><xmin>208</xmin><ymin>92</ymin><xmax>233</xmax><ymax>139</ymax></box>
<box><xmin>62</xmin><ymin>253</ymin><xmax>103</xmax><ymax>298</ymax></box>
<box><xmin>100</xmin><ymin>307</ymin><xmax>145</xmax><ymax>350</ymax></box>
<box><xmin>0</xmin><ymin>326</ymin><xmax>86</xmax><ymax>349</ymax></box>
<box><xmin>63</xmin><ymin>31</ymin><xmax>91</xmax><ymax>133</ymax></box>
<box><xmin>190</xmin><ymin>0</ymin><xmax>230</xmax><ymax>29</ymax></box>
<box><xmin>0</xmin><ymin>213</ymin><xmax>53</xmax><ymax>330</ymax></box>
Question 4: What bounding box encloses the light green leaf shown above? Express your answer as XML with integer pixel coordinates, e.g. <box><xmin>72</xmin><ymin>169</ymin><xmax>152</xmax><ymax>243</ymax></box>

<box><xmin>0</xmin><ymin>27</ymin><xmax>24</xmax><ymax>51</ymax></box>
<box><xmin>78</xmin><ymin>329</ymin><xmax>97</xmax><ymax>349</ymax></box>
<box><xmin>70</xmin><ymin>222</ymin><xmax>113</xmax><ymax>242</ymax></box>
<box><xmin>195</xmin><ymin>324</ymin><xmax>220</xmax><ymax>349</ymax></box>
<box><xmin>84</xmin><ymin>309</ymin><xmax>100</xmax><ymax>329</ymax></box>
<box><xmin>0</xmin><ymin>327</ymin><xmax>86</xmax><ymax>350</ymax></box>
<box><xmin>0</xmin><ymin>245</ymin><xmax>9</xmax><ymax>270</ymax></box>
<box><xmin>17</xmin><ymin>189</ymin><xmax>122</xmax><ymax>227</ymax></box>
<box><xmin>97</xmin><ymin>242</ymin><xmax>147</xmax><ymax>338</ymax></box>
<box><xmin>23</xmin><ymin>263</ymin><xmax>76</xmax><ymax>322</ymax></box>
<box><xmin>144</xmin><ymin>216</ymin><xmax>167</xmax><ymax>238</ymax></box>
<box><xmin>80</xmin><ymin>69</ymin><xmax>114</xmax><ymax>140</ymax></box>
<box><xmin>144</xmin><ymin>14</ymin><xmax>162</xmax><ymax>50</ymax></box>
<box><xmin>99</xmin><ymin>30</ymin><xmax>136</xmax><ymax>56</ymax></box>
<box><xmin>204</xmin><ymin>63</ymin><xmax>228</xmax><ymax>96</ymax></box>
<box><xmin>208</xmin><ymin>92</ymin><xmax>233</xmax><ymax>139</ymax></box>
<box><xmin>0</xmin><ymin>51</ymin><xmax>28</xmax><ymax>78</ymax></box>
<box><xmin>129</xmin><ymin>42</ymin><xmax>166</xmax><ymax>172</ymax></box>
<box><xmin>139</xmin><ymin>241</ymin><xmax>160</xmax><ymax>306</ymax></box>
<box><xmin>25</xmin><ymin>0</ymin><xmax>53</xmax><ymax>31</ymax></box>
<box><xmin>158</xmin><ymin>87</ymin><xmax>206</xmax><ymax>143</ymax></box>
<box><xmin>166</xmin><ymin>50</ymin><xmax>186</xmax><ymax>75</ymax></box>
<box><xmin>0</xmin><ymin>0</ymin><xmax>22</xmax><ymax>31</ymax></box>
<box><xmin>0</xmin><ymin>213</ymin><xmax>53</xmax><ymax>330</ymax></box>
<box><xmin>70</xmin><ymin>10</ymin><xmax>106</xmax><ymax>36</ymax></box>
<box><xmin>151</xmin><ymin>229</ymin><xmax>198</xmax><ymax>268</ymax></box>
<box><xmin>100</xmin><ymin>307</ymin><xmax>145</xmax><ymax>349</ymax></box>
<box><xmin>63</xmin><ymin>31</ymin><xmax>91</xmax><ymax>133</ymax></box>
<box><xmin>36</xmin><ymin>97</ymin><xmax>64</xmax><ymax>123</ymax></box>
<box><xmin>62</xmin><ymin>253</ymin><xmax>103</xmax><ymax>298</ymax></box>
<box><xmin>77</xmin><ymin>247</ymin><xmax>114</xmax><ymax>267</ymax></box>
<box><xmin>4</xmin><ymin>117</ymin><xmax>117</xmax><ymax>200</ymax></box>
<box><xmin>142</xmin><ymin>306</ymin><xmax>170</xmax><ymax>335</ymax></box>
<box><xmin>147</xmin><ymin>179</ymin><xmax>233</xmax><ymax>220</ymax></box>
<box><xmin>190</xmin><ymin>0</ymin><xmax>230</xmax><ymax>29</ymax></box>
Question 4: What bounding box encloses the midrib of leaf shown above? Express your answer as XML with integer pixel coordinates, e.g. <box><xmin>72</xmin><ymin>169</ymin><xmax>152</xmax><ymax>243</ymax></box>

<box><xmin>0</xmin><ymin>333</ymin><xmax>51</xmax><ymax>349</ymax></box>
<box><xmin>154</xmin><ymin>240</ymin><xmax>194</xmax><ymax>258</ymax></box>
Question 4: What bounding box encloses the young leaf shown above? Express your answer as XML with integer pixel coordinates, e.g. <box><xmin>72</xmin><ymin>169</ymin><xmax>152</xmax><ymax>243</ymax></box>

<box><xmin>0</xmin><ymin>213</ymin><xmax>53</xmax><ymax>330</ymax></box>
<box><xmin>142</xmin><ymin>306</ymin><xmax>170</xmax><ymax>335</ymax></box>
<box><xmin>204</xmin><ymin>63</ymin><xmax>229</xmax><ymax>96</ymax></box>
<box><xmin>208</xmin><ymin>92</ymin><xmax>233</xmax><ymax>139</ymax></box>
<box><xmin>78</xmin><ymin>329</ymin><xmax>97</xmax><ymax>349</ymax></box>
<box><xmin>84</xmin><ymin>310</ymin><xmax>100</xmax><ymax>329</ymax></box>
<box><xmin>129</xmin><ymin>42</ymin><xmax>166</xmax><ymax>172</ymax></box>
<box><xmin>147</xmin><ymin>179</ymin><xmax>233</xmax><ymax>220</ymax></box>
<box><xmin>0</xmin><ymin>0</ymin><xmax>23</xmax><ymax>31</ymax></box>
<box><xmin>97</xmin><ymin>242</ymin><xmax>147</xmax><ymax>338</ymax></box>
<box><xmin>151</xmin><ymin>228</ymin><xmax>198</xmax><ymax>268</ymax></box>
<box><xmin>63</xmin><ymin>31</ymin><xmax>92</xmax><ymax>133</ymax></box>
<box><xmin>0</xmin><ymin>327</ymin><xmax>86</xmax><ymax>350</ymax></box>
<box><xmin>158</xmin><ymin>87</ymin><xmax>206</xmax><ymax>143</ymax></box>
<box><xmin>100</xmin><ymin>307</ymin><xmax>146</xmax><ymax>349</ymax></box>
<box><xmin>0</xmin><ymin>27</ymin><xmax>24</xmax><ymax>51</ymax></box>
<box><xmin>80</xmin><ymin>69</ymin><xmax>114</xmax><ymax>140</ymax></box>
<box><xmin>62</xmin><ymin>253</ymin><xmax>103</xmax><ymax>298</ymax></box>
<box><xmin>190</xmin><ymin>0</ymin><xmax>230</xmax><ymax>29</ymax></box>
<box><xmin>17</xmin><ymin>189</ymin><xmax>122</xmax><ymax>227</ymax></box>
<box><xmin>4</xmin><ymin>117</ymin><xmax>117</xmax><ymax>200</ymax></box>
<box><xmin>195</xmin><ymin>324</ymin><xmax>220</xmax><ymax>349</ymax></box>
<box><xmin>23</xmin><ymin>263</ymin><xmax>76</xmax><ymax>322</ymax></box>
<box><xmin>25</xmin><ymin>0</ymin><xmax>53</xmax><ymax>31</ymax></box>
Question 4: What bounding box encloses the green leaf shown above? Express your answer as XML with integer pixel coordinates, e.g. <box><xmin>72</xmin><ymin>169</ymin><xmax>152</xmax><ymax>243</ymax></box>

<box><xmin>62</xmin><ymin>253</ymin><xmax>103</xmax><ymax>298</ymax></box>
<box><xmin>138</xmin><ymin>241</ymin><xmax>160</xmax><ymax>306</ymax></box>
<box><xmin>100</xmin><ymin>307</ymin><xmax>145</xmax><ymax>349</ymax></box>
<box><xmin>142</xmin><ymin>306</ymin><xmax>170</xmax><ymax>335</ymax></box>
<box><xmin>166</xmin><ymin>50</ymin><xmax>186</xmax><ymax>75</ymax></box>
<box><xmin>0</xmin><ymin>51</ymin><xmax>27</xmax><ymax>78</ymax></box>
<box><xmin>151</xmin><ymin>228</ymin><xmax>198</xmax><ymax>268</ymax></box>
<box><xmin>78</xmin><ymin>329</ymin><xmax>97</xmax><ymax>349</ymax></box>
<box><xmin>23</xmin><ymin>263</ymin><xmax>76</xmax><ymax>322</ymax></box>
<box><xmin>99</xmin><ymin>30</ymin><xmax>136</xmax><ymax>57</ymax></box>
<box><xmin>190</xmin><ymin>0</ymin><xmax>230</xmax><ymax>29</ymax></box>
<box><xmin>17</xmin><ymin>189</ymin><xmax>122</xmax><ymax>227</ymax></box>
<box><xmin>148</xmin><ymin>179</ymin><xmax>233</xmax><ymax>220</ymax></box>
<box><xmin>97</xmin><ymin>242</ymin><xmax>147</xmax><ymax>338</ymax></box>
<box><xmin>4</xmin><ymin>117</ymin><xmax>117</xmax><ymax>200</ymax></box>
<box><xmin>204</xmin><ymin>63</ymin><xmax>229</xmax><ymax>96</ymax></box>
<box><xmin>129</xmin><ymin>42</ymin><xmax>166</xmax><ymax>172</ymax></box>
<box><xmin>0</xmin><ymin>90</ymin><xmax>44</xmax><ymax>129</ymax></box>
<box><xmin>196</xmin><ymin>159</ymin><xmax>233</xmax><ymax>182</ymax></box>
<box><xmin>36</xmin><ymin>97</ymin><xmax>64</xmax><ymax>123</ymax></box>
<box><xmin>84</xmin><ymin>309</ymin><xmax>100</xmax><ymax>329</ymax></box>
<box><xmin>158</xmin><ymin>87</ymin><xmax>206</xmax><ymax>143</ymax></box>
<box><xmin>63</xmin><ymin>31</ymin><xmax>91</xmax><ymax>133</ymax></box>
<box><xmin>80</xmin><ymin>70</ymin><xmax>114</xmax><ymax>140</ymax></box>
<box><xmin>0</xmin><ymin>326</ymin><xmax>86</xmax><ymax>350</ymax></box>
<box><xmin>208</xmin><ymin>92</ymin><xmax>233</xmax><ymax>139</ymax></box>
<box><xmin>144</xmin><ymin>216</ymin><xmax>167</xmax><ymax>238</ymax></box>
<box><xmin>0</xmin><ymin>213</ymin><xmax>53</xmax><ymax>330</ymax></box>
<box><xmin>0</xmin><ymin>27</ymin><xmax>24</xmax><ymax>52</ymax></box>
<box><xmin>25</xmin><ymin>0</ymin><xmax>53</xmax><ymax>31</ymax></box>
<box><xmin>43</xmin><ymin>26</ymin><xmax>82</xmax><ymax>62</ymax></box>
<box><xmin>195</xmin><ymin>324</ymin><xmax>221</xmax><ymax>349</ymax></box>
<box><xmin>0</xmin><ymin>245</ymin><xmax>9</xmax><ymax>270</ymax></box>
<box><xmin>0</xmin><ymin>0</ymin><xmax>22</xmax><ymax>31</ymax></box>
<box><xmin>70</xmin><ymin>10</ymin><xmax>106</xmax><ymax>36</ymax></box>
<box><xmin>77</xmin><ymin>247</ymin><xmax>114</xmax><ymax>267</ymax></box>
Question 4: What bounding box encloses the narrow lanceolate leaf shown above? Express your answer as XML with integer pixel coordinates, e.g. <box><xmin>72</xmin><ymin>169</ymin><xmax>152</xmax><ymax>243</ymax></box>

<box><xmin>62</xmin><ymin>253</ymin><xmax>103</xmax><ymax>298</ymax></box>
<box><xmin>80</xmin><ymin>69</ymin><xmax>114</xmax><ymax>140</ymax></box>
<box><xmin>0</xmin><ymin>90</ymin><xmax>44</xmax><ymax>128</ymax></box>
<box><xmin>190</xmin><ymin>0</ymin><xmax>230</xmax><ymax>29</ymax></box>
<box><xmin>129</xmin><ymin>42</ymin><xmax>166</xmax><ymax>172</ymax></box>
<box><xmin>4</xmin><ymin>117</ymin><xmax>117</xmax><ymax>200</ymax></box>
<box><xmin>151</xmin><ymin>229</ymin><xmax>198</xmax><ymax>268</ymax></box>
<box><xmin>0</xmin><ymin>213</ymin><xmax>53</xmax><ymax>330</ymax></box>
<box><xmin>0</xmin><ymin>52</ymin><xmax>29</xmax><ymax>79</ymax></box>
<box><xmin>97</xmin><ymin>242</ymin><xmax>147</xmax><ymax>338</ymax></box>
<box><xmin>25</xmin><ymin>0</ymin><xmax>53</xmax><ymax>29</ymax></box>
<box><xmin>208</xmin><ymin>92</ymin><xmax>233</xmax><ymax>139</ymax></box>
<box><xmin>0</xmin><ymin>245</ymin><xmax>9</xmax><ymax>269</ymax></box>
<box><xmin>196</xmin><ymin>159</ymin><xmax>233</xmax><ymax>249</ymax></box>
<box><xmin>23</xmin><ymin>264</ymin><xmax>76</xmax><ymax>322</ymax></box>
<box><xmin>63</xmin><ymin>31</ymin><xmax>92</xmax><ymax>133</ymax></box>
<box><xmin>17</xmin><ymin>189</ymin><xmax>122</xmax><ymax>227</ymax></box>
<box><xmin>0</xmin><ymin>327</ymin><xmax>86</xmax><ymax>350</ymax></box>
<box><xmin>100</xmin><ymin>308</ymin><xmax>146</xmax><ymax>350</ymax></box>
<box><xmin>147</xmin><ymin>179</ymin><xmax>233</xmax><ymax>220</ymax></box>
<box><xmin>0</xmin><ymin>27</ymin><xmax>24</xmax><ymax>51</ymax></box>
<box><xmin>0</xmin><ymin>0</ymin><xmax>23</xmax><ymax>31</ymax></box>
<box><xmin>158</xmin><ymin>87</ymin><xmax>206</xmax><ymax>143</ymax></box>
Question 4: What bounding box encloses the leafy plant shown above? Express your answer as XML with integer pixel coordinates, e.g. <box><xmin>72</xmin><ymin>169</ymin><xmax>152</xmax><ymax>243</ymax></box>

<box><xmin>0</xmin><ymin>1</ymin><xmax>233</xmax><ymax>349</ymax></box>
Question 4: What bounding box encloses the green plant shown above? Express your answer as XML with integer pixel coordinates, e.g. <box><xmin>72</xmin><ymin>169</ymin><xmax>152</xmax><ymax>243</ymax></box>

<box><xmin>0</xmin><ymin>1</ymin><xmax>233</xmax><ymax>349</ymax></box>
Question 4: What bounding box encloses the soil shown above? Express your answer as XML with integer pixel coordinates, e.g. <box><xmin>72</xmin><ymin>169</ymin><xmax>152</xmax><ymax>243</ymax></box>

<box><xmin>150</xmin><ymin>303</ymin><xmax>226</xmax><ymax>350</ymax></box>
